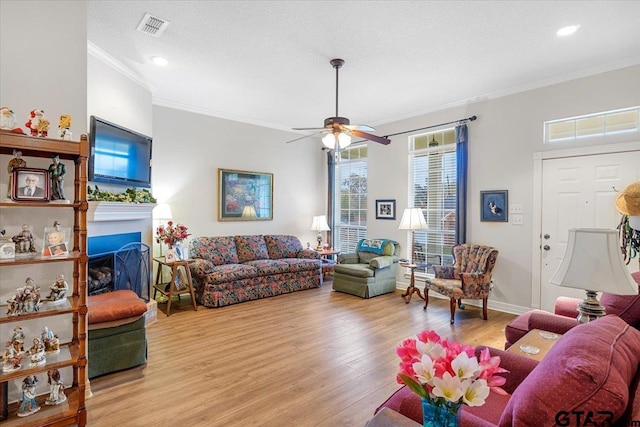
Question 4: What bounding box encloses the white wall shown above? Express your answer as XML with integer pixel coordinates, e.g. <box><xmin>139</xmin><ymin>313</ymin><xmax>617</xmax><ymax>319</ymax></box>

<box><xmin>373</xmin><ymin>65</ymin><xmax>640</xmax><ymax>312</ymax></box>
<box><xmin>152</xmin><ymin>106</ymin><xmax>328</xmax><ymax>248</ymax></box>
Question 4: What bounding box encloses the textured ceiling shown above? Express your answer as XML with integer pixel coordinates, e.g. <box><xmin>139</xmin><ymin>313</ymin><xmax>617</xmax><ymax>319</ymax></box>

<box><xmin>87</xmin><ymin>1</ymin><xmax>640</xmax><ymax>134</ymax></box>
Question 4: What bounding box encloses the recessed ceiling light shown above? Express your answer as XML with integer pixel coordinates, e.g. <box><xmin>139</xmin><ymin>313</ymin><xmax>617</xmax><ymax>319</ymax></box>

<box><xmin>151</xmin><ymin>56</ymin><xmax>168</xmax><ymax>66</ymax></box>
<box><xmin>557</xmin><ymin>25</ymin><xmax>580</xmax><ymax>37</ymax></box>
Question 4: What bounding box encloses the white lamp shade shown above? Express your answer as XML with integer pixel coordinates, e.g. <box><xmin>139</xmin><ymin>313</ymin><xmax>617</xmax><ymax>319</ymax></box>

<box><xmin>550</xmin><ymin>228</ymin><xmax>638</xmax><ymax>295</ymax></box>
<box><xmin>153</xmin><ymin>203</ymin><xmax>173</xmax><ymax>220</ymax></box>
<box><xmin>322</xmin><ymin>132</ymin><xmax>351</xmax><ymax>149</ymax></box>
<box><xmin>241</xmin><ymin>206</ymin><xmax>257</xmax><ymax>218</ymax></box>
<box><xmin>398</xmin><ymin>208</ymin><xmax>427</xmax><ymax>231</ymax></box>
<box><xmin>310</xmin><ymin>215</ymin><xmax>330</xmax><ymax>231</ymax></box>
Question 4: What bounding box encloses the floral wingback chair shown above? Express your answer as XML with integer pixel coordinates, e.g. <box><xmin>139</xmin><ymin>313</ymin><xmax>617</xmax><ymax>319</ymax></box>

<box><xmin>424</xmin><ymin>243</ymin><xmax>499</xmax><ymax>324</ymax></box>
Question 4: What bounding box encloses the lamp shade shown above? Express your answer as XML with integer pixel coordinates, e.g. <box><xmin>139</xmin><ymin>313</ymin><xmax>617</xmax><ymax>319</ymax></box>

<box><xmin>322</xmin><ymin>132</ymin><xmax>351</xmax><ymax>150</ymax></box>
<box><xmin>241</xmin><ymin>206</ymin><xmax>257</xmax><ymax>219</ymax></box>
<box><xmin>310</xmin><ymin>215</ymin><xmax>330</xmax><ymax>231</ymax></box>
<box><xmin>398</xmin><ymin>208</ymin><xmax>427</xmax><ymax>231</ymax></box>
<box><xmin>550</xmin><ymin>228</ymin><xmax>638</xmax><ymax>295</ymax></box>
<box><xmin>153</xmin><ymin>203</ymin><xmax>173</xmax><ymax>220</ymax></box>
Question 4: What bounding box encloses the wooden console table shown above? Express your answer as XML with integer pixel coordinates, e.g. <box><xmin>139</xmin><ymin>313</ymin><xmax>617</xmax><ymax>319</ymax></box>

<box><xmin>153</xmin><ymin>257</ymin><xmax>198</xmax><ymax>316</ymax></box>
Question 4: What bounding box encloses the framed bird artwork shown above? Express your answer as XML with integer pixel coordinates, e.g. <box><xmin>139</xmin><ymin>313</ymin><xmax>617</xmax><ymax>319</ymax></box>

<box><xmin>481</xmin><ymin>190</ymin><xmax>508</xmax><ymax>222</ymax></box>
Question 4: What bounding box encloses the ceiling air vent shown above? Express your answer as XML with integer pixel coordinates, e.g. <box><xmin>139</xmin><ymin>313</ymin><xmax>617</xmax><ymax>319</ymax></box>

<box><xmin>136</xmin><ymin>13</ymin><xmax>170</xmax><ymax>37</ymax></box>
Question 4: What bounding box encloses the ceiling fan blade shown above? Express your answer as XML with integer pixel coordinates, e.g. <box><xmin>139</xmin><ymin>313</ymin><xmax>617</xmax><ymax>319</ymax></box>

<box><xmin>284</xmin><ymin>131</ymin><xmax>324</xmax><ymax>144</ymax></box>
<box><xmin>344</xmin><ymin>124</ymin><xmax>376</xmax><ymax>132</ymax></box>
<box><xmin>351</xmin><ymin>129</ymin><xmax>391</xmax><ymax>145</ymax></box>
<box><xmin>292</xmin><ymin>127</ymin><xmax>328</xmax><ymax>131</ymax></box>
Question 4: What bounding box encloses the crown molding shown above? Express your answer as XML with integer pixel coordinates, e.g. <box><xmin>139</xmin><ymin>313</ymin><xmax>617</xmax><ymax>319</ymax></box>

<box><xmin>87</xmin><ymin>41</ymin><xmax>157</xmax><ymax>93</ymax></box>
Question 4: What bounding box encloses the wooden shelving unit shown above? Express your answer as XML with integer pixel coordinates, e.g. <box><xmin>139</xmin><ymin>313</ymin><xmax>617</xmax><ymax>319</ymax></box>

<box><xmin>0</xmin><ymin>130</ymin><xmax>88</xmax><ymax>426</ymax></box>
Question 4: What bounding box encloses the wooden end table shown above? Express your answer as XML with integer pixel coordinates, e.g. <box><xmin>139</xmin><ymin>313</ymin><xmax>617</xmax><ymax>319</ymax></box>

<box><xmin>506</xmin><ymin>328</ymin><xmax>562</xmax><ymax>361</ymax></box>
<box><xmin>317</xmin><ymin>248</ymin><xmax>340</xmax><ymax>276</ymax></box>
<box><xmin>400</xmin><ymin>263</ymin><xmax>425</xmax><ymax>304</ymax></box>
<box><xmin>153</xmin><ymin>257</ymin><xmax>198</xmax><ymax>316</ymax></box>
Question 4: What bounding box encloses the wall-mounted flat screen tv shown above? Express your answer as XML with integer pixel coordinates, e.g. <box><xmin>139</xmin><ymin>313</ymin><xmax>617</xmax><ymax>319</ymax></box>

<box><xmin>89</xmin><ymin>116</ymin><xmax>152</xmax><ymax>188</ymax></box>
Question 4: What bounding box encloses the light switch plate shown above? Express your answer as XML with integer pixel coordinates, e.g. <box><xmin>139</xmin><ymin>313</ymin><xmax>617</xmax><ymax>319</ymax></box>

<box><xmin>511</xmin><ymin>214</ymin><xmax>524</xmax><ymax>225</ymax></box>
<box><xmin>510</xmin><ymin>204</ymin><xmax>524</xmax><ymax>214</ymax></box>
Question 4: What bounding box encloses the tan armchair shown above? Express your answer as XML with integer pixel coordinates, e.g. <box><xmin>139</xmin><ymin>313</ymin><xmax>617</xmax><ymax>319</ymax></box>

<box><xmin>424</xmin><ymin>243</ymin><xmax>498</xmax><ymax>324</ymax></box>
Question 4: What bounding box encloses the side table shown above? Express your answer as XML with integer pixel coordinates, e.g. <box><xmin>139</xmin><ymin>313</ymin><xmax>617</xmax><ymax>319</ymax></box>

<box><xmin>506</xmin><ymin>328</ymin><xmax>562</xmax><ymax>361</ymax></box>
<box><xmin>317</xmin><ymin>248</ymin><xmax>340</xmax><ymax>277</ymax></box>
<box><xmin>153</xmin><ymin>257</ymin><xmax>198</xmax><ymax>316</ymax></box>
<box><xmin>400</xmin><ymin>263</ymin><xmax>425</xmax><ymax>304</ymax></box>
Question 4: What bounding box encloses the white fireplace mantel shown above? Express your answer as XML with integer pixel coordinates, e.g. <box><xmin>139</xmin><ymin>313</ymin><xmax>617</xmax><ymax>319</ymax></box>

<box><xmin>87</xmin><ymin>201</ymin><xmax>156</xmax><ymax>222</ymax></box>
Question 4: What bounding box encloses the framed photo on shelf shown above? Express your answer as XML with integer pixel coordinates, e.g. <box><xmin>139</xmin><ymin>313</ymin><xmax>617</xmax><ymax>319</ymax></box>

<box><xmin>375</xmin><ymin>199</ymin><xmax>396</xmax><ymax>220</ymax></box>
<box><xmin>480</xmin><ymin>190</ymin><xmax>508</xmax><ymax>222</ymax></box>
<box><xmin>218</xmin><ymin>168</ymin><xmax>273</xmax><ymax>221</ymax></box>
<box><xmin>11</xmin><ymin>167</ymin><xmax>50</xmax><ymax>202</ymax></box>
<box><xmin>42</xmin><ymin>225</ymin><xmax>71</xmax><ymax>257</ymax></box>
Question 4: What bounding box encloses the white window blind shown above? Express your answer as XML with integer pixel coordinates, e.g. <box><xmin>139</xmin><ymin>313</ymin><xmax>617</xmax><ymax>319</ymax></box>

<box><xmin>409</xmin><ymin>129</ymin><xmax>457</xmax><ymax>273</ymax></box>
<box><xmin>335</xmin><ymin>146</ymin><xmax>368</xmax><ymax>253</ymax></box>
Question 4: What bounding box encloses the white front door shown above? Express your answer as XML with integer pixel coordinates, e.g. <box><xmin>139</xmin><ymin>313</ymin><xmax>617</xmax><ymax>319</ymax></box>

<box><xmin>540</xmin><ymin>151</ymin><xmax>640</xmax><ymax>312</ymax></box>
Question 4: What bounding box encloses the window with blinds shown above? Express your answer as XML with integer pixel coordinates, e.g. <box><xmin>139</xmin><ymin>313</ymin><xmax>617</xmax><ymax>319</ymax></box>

<box><xmin>409</xmin><ymin>129</ymin><xmax>457</xmax><ymax>274</ymax></box>
<box><xmin>545</xmin><ymin>106</ymin><xmax>639</xmax><ymax>143</ymax></box>
<box><xmin>334</xmin><ymin>145</ymin><xmax>368</xmax><ymax>253</ymax></box>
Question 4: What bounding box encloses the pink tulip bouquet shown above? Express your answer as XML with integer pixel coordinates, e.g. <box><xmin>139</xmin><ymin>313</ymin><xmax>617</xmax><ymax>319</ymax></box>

<box><xmin>396</xmin><ymin>330</ymin><xmax>508</xmax><ymax>419</ymax></box>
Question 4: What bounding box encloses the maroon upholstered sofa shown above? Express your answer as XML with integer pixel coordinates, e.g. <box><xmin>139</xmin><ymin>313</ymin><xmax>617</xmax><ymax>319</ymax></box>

<box><xmin>504</xmin><ymin>270</ymin><xmax>640</xmax><ymax>348</ymax></box>
<box><xmin>376</xmin><ymin>315</ymin><xmax>640</xmax><ymax>426</ymax></box>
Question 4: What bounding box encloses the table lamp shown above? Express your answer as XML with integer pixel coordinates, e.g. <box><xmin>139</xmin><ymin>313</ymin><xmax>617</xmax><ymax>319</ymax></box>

<box><xmin>398</xmin><ymin>208</ymin><xmax>428</xmax><ymax>265</ymax></box>
<box><xmin>550</xmin><ymin>228</ymin><xmax>638</xmax><ymax>323</ymax></box>
<box><xmin>310</xmin><ymin>215</ymin><xmax>330</xmax><ymax>250</ymax></box>
<box><xmin>153</xmin><ymin>203</ymin><xmax>173</xmax><ymax>256</ymax></box>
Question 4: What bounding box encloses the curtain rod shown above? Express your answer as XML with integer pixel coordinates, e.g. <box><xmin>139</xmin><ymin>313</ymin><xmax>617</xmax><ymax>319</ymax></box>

<box><xmin>383</xmin><ymin>115</ymin><xmax>477</xmax><ymax>138</ymax></box>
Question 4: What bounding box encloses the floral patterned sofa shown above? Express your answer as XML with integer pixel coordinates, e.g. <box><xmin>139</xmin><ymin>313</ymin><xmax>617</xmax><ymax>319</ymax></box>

<box><xmin>188</xmin><ymin>234</ymin><xmax>322</xmax><ymax>308</ymax></box>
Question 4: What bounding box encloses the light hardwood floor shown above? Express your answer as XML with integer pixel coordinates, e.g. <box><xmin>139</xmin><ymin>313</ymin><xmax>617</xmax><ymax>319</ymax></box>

<box><xmin>87</xmin><ymin>278</ymin><xmax>515</xmax><ymax>426</ymax></box>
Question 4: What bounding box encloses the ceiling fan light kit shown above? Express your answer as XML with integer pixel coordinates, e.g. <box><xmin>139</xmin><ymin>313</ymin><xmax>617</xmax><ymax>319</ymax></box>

<box><xmin>287</xmin><ymin>58</ymin><xmax>391</xmax><ymax>149</ymax></box>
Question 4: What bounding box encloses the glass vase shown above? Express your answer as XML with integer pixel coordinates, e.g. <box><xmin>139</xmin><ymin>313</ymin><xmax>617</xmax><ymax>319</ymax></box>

<box><xmin>422</xmin><ymin>398</ymin><xmax>460</xmax><ymax>427</ymax></box>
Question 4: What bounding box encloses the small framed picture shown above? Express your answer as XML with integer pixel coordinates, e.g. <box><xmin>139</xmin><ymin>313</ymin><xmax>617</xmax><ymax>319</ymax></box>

<box><xmin>376</xmin><ymin>199</ymin><xmax>396</xmax><ymax>220</ymax></box>
<box><xmin>480</xmin><ymin>190</ymin><xmax>508</xmax><ymax>222</ymax></box>
<box><xmin>11</xmin><ymin>168</ymin><xmax>50</xmax><ymax>202</ymax></box>
<box><xmin>42</xmin><ymin>226</ymin><xmax>70</xmax><ymax>257</ymax></box>
<box><xmin>165</xmin><ymin>249</ymin><xmax>178</xmax><ymax>263</ymax></box>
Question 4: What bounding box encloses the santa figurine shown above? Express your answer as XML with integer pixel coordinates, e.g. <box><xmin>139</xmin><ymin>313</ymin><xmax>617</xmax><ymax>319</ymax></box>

<box><xmin>25</xmin><ymin>109</ymin><xmax>49</xmax><ymax>137</ymax></box>
<box><xmin>0</xmin><ymin>107</ymin><xmax>24</xmax><ymax>133</ymax></box>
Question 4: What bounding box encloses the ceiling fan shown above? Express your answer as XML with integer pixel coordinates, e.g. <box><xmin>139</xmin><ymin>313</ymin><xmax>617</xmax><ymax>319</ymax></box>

<box><xmin>285</xmin><ymin>58</ymin><xmax>391</xmax><ymax>149</ymax></box>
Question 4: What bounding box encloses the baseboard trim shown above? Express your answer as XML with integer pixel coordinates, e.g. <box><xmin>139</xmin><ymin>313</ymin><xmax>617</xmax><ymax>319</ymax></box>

<box><xmin>396</xmin><ymin>280</ymin><xmax>531</xmax><ymax>316</ymax></box>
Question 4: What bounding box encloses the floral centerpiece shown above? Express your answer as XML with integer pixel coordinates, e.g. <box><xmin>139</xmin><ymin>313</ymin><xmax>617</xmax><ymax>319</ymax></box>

<box><xmin>156</xmin><ymin>221</ymin><xmax>190</xmax><ymax>251</ymax></box>
<box><xmin>396</xmin><ymin>330</ymin><xmax>508</xmax><ymax>427</ymax></box>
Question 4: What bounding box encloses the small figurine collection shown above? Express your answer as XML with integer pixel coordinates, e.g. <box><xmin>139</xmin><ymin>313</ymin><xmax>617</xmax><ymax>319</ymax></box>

<box><xmin>6</xmin><ymin>274</ymin><xmax>69</xmax><ymax>316</ymax></box>
<box><xmin>0</xmin><ymin>107</ymin><xmax>73</xmax><ymax>141</ymax></box>
<box><xmin>15</xmin><ymin>369</ymin><xmax>66</xmax><ymax>418</ymax></box>
<box><xmin>3</xmin><ymin>324</ymin><xmax>66</xmax><ymax>417</ymax></box>
<box><xmin>0</xmin><ymin>220</ymin><xmax>72</xmax><ymax>260</ymax></box>
<box><xmin>1</xmin><ymin>108</ymin><xmax>72</xmax><ymax>205</ymax></box>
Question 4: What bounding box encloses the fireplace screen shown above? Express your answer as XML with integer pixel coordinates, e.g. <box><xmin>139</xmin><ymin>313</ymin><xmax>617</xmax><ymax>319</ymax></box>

<box><xmin>88</xmin><ymin>242</ymin><xmax>150</xmax><ymax>301</ymax></box>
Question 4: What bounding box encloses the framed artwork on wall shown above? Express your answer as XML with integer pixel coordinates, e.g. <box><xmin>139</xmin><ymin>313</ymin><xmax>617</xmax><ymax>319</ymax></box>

<box><xmin>480</xmin><ymin>190</ymin><xmax>508</xmax><ymax>222</ymax></box>
<box><xmin>218</xmin><ymin>169</ymin><xmax>273</xmax><ymax>221</ymax></box>
<box><xmin>11</xmin><ymin>167</ymin><xmax>50</xmax><ymax>202</ymax></box>
<box><xmin>375</xmin><ymin>199</ymin><xmax>396</xmax><ymax>220</ymax></box>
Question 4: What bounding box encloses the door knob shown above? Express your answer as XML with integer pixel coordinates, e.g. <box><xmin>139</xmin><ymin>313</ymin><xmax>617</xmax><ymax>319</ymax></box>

<box><xmin>543</xmin><ymin>245</ymin><xmax>551</xmax><ymax>251</ymax></box>
<box><xmin>543</xmin><ymin>234</ymin><xmax>550</xmax><ymax>239</ymax></box>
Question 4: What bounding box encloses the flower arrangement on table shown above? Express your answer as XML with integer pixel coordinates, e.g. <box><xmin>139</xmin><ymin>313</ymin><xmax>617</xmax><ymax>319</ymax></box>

<box><xmin>396</xmin><ymin>330</ymin><xmax>508</xmax><ymax>426</ymax></box>
<box><xmin>155</xmin><ymin>221</ymin><xmax>190</xmax><ymax>249</ymax></box>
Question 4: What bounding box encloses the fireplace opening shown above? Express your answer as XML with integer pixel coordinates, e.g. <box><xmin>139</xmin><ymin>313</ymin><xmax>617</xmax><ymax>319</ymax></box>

<box><xmin>88</xmin><ymin>232</ymin><xmax>150</xmax><ymax>301</ymax></box>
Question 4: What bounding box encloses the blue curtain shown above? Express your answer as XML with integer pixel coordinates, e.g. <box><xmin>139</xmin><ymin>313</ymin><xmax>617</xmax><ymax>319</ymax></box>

<box><xmin>455</xmin><ymin>124</ymin><xmax>468</xmax><ymax>244</ymax></box>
